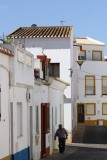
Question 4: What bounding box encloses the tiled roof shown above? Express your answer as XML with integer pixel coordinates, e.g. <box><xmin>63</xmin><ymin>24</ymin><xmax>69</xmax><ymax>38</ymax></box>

<box><xmin>7</xmin><ymin>26</ymin><xmax>72</xmax><ymax>38</ymax></box>
<box><xmin>75</xmin><ymin>37</ymin><xmax>105</xmax><ymax>46</ymax></box>
<box><xmin>0</xmin><ymin>45</ymin><xmax>14</xmax><ymax>57</ymax></box>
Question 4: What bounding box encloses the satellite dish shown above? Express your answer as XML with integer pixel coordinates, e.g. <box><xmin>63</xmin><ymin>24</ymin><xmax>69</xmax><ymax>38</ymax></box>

<box><xmin>31</xmin><ymin>24</ymin><xmax>37</xmax><ymax>27</ymax></box>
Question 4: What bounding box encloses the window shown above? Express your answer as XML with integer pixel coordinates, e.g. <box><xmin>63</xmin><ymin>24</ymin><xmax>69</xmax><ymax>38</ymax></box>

<box><xmin>102</xmin><ymin>103</ymin><xmax>107</xmax><ymax>115</ymax></box>
<box><xmin>78</xmin><ymin>50</ymin><xmax>86</xmax><ymax>60</ymax></box>
<box><xmin>0</xmin><ymin>86</ymin><xmax>1</xmax><ymax>121</ymax></box>
<box><xmin>36</xmin><ymin>105</ymin><xmax>39</xmax><ymax>134</ymax></box>
<box><xmin>34</xmin><ymin>69</ymin><xmax>40</xmax><ymax>79</ymax></box>
<box><xmin>85</xmin><ymin>76</ymin><xmax>95</xmax><ymax>95</ymax></box>
<box><xmin>49</xmin><ymin>63</ymin><xmax>60</xmax><ymax>77</ymax></box>
<box><xmin>17</xmin><ymin>102</ymin><xmax>23</xmax><ymax>137</ymax></box>
<box><xmin>86</xmin><ymin>103</ymin><xmax>96</xmax><ymax>115</ymax></box>
<box><xmin>102</xmin><ymin>76</ymin><xmax>107</xmax><ymax>95</ymax></box>
<box><xmin>92</xmin><ymin>50</ymin><xmax>102</xmax><ymax>61</ymax></box>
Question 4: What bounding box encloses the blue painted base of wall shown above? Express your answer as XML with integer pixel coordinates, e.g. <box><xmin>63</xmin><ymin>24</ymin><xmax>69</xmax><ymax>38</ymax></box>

<box><xmin>12</xmin><ymin>146</ymin><xmax>30</xmax><ymax>160</ymax></box>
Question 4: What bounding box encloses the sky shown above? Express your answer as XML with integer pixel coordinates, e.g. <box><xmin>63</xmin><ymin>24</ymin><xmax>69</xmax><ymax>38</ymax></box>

<box><xmin>0</xmin><ymin>0</ymin><xmax>107</xmax><ymax>54</ymax></box>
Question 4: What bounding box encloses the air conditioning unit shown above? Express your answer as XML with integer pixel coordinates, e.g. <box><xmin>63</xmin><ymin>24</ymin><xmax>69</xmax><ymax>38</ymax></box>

<box><xmin>78</xmin><ymin>56</ymin><xmax>85</xmax><ymax>60</ymax></box>
<box><xmin>34</xmin><ymin>68</ymin><xmax>40</xmax><ymax>79</ymax></box>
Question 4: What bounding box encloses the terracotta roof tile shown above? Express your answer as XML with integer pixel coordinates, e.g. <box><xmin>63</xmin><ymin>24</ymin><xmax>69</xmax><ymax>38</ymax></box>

<box><xmin>0</xmin><ymin>45</ymin><xmax>14</xmax><ymax>57</ymax></box>
<box><xmin>7</xmin><ymin>26</ymin><xmax>72</xmax><ymax>38</ymax></box>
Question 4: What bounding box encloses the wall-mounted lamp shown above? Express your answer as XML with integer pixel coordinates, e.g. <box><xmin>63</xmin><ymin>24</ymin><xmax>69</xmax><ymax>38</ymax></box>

<box><xmin>68</xmin><ymin>68</ymin><xmax>73</xmax><ymax>77</ymax></box>
<box><xmin>77</xmin><ymin>60</ymin><xmax>84</xmax><ymax>69</ymax></box>
<box><xmin>69</xmin><ymin>60</ymin><xmax>84</xmax><ymax>77</ymax></box>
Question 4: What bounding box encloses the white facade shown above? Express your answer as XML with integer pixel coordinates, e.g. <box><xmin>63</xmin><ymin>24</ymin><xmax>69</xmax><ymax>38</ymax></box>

<box><xmin>49</xmin><ymin>77</ymin><xmax>69</xmax><ymax>153</ymax></box>
<box><xmin>72</xmin><ymin>37</ymin><xmax>106</xmax><ymax>130</ymax></box>
<box><xmin>33</xmin><ymin>58</ymin><xmax>69</xmax><ymax>160</ymax></box>
<box><xmin>0</xmin><ymin>50</ymin><xmax>10</xmax><ymax>160</ymax></box>
<box><xmin>13</xmin><ymin>34</ymin><xmax>73</xmax><ymax>132</ymax></box>
<box><xmin>0</xmin><ymin>41</ymin><xmax>70</xmax><ymax>160</ymax></box>
<box><xmin>0</xmin><ymin>44</ymin><xmax>34</xmax><ymax>160</ymax></box>
<box><xmin>9</xmin><ymin>45</ymin><xmax>34</xmax><ymax>160</ymax></box>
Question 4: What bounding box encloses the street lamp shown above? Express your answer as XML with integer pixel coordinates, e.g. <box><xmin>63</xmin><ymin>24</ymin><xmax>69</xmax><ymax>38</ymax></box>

<box><xmin>76</xmin><ymin>60</ymin><xmax>84</xmax><ymax>69</ymax></box>
<box><xmin>69</xmin><ymin>60</ymin><xmax>84</xmax><ymax>77</ymax></box>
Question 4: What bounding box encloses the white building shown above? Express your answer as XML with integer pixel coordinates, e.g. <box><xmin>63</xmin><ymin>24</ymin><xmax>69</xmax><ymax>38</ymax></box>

<box><xmin>72</xmin><ymin>37</ymin><xmax>106</xmax><ymax>132</ymax></box>
<box><xmin>7</xmin><ymin>25</ymin><xmax>73</xmax><ymax>133</ymax></box>
<box><xmin>33</xmin><ymin>55</ymin><xmax>69</xmax><ymax>160</ymax></box>
<box><xmin>0</xmin><ymin>43</ymin><xmax>34</xmax><ymax>160</ymax></box>
<box><xmin>9</xmin><ymin>44</ymin><xmax>34</xmax><ymax>160</ymax></box>
<box><xmin>0</xmin><ymin>45</ymin><xmax>14</xmax><ymax>160</ymax></box>
<box><xmin>0</xmin><ymin>39</ymin><xmax>69</xmax><ymax>160</ymax></box>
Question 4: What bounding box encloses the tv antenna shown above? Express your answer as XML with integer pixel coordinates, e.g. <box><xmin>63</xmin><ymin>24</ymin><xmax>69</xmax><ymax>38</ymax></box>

<box><xmin>60</xmin><ymin>20</ymin><xmax>66</xmax><ymax>25</ymax></box>
<box><xmin>41</xmin><ymin>42</ymin><xmax>48</xmax><ymax>55</ymax></box>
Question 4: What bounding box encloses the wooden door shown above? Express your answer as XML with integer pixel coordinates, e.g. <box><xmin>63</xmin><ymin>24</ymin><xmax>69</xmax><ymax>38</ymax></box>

<box><xmin>77</xmin><ymin>104</ymin><xmax>84</xmax><ymax>123</ymax></box>
<box><xmin>41</xmin><ymin>103</ymin><xmax>46</xmax><ymax>158</ymax></box>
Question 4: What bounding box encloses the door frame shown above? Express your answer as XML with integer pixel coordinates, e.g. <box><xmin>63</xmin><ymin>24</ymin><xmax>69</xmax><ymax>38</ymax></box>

<box><xmin>29</xmin><ymin>106</ymin><xmax>33</xmax><ymax>160</ymax></box>
<box><xmin>41</xmin><ymin>103</ymin><xmax>50</xmax><ymax>158</ymax></box>
<box><xmin>41</xmin><ymin>103</ymin><xmax>46</xmax><ymax>158</ymax></box>
<box><xmin>77</xmin><ymin>103</ymin><xmax>85</xmax><ymax>124</ymax></box>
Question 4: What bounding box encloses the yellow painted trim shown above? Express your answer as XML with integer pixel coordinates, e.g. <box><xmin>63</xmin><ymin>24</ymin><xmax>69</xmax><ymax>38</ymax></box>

<box><xmin>102</xmin><ymin>103</ymin><xmax>107</xmax><ymax>115</ymax></box>
<box><xmin>92</xmin><ymin>50</ymin><xmax>102</xmax><ymax>61</ymax></box>
<box><xmin>85</xmin><ymin>75</ymin><xmax>96</xmax><ymax>95</ymax></box>
<box><xmin>85</xmin><ymin>120</ymin><xmax>97</xmax><ymax>125</ymax></box>
<box><xmin>103</xmin><ymin>120</ymin><xmax>107</xmax><ymax>126</ymax></box>
<box><xmin>1</xmin><ymin>155</ymin><xmax>11</xmax><ymax>160</ymax></box>
<box><xmin>85</xmin><ymin>103</ymin><xmax>96</xmax><ymax>115</ymax></box>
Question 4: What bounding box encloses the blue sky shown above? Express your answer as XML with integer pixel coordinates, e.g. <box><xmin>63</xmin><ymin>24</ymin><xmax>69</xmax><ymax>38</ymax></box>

<box><xmin>1</xmin><ymin>0</ymin><xmax>107</xmax><ymax>54</ymax></box>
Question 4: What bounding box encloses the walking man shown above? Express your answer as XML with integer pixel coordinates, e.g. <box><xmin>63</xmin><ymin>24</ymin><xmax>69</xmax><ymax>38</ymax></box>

<box><xmin>54</xmin><ymin>124</ymin><xmax>68</xmax><ymax>153</ymax></box>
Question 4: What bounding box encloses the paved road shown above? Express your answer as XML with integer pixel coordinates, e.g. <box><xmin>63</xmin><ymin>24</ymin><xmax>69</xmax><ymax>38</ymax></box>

<box><xmin>64</xmin><ymin>147</ymin><xmax>107</xmax><ymax>160</ymax></box>
<box><xmin>44</xmin><ymin>146</ymin><xmax>107</xmax><ymax>160</ymax></box>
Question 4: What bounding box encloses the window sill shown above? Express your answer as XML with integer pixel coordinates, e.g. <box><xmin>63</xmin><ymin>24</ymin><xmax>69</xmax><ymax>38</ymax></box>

<box><xmin>85</xmin><ymin>94</ymin><xmax>96</xmax><ymax>96</ymax></box>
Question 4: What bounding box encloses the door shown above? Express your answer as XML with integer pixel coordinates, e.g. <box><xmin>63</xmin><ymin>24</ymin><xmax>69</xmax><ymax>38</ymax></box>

<box><xmin>77</xmin><ymin>104</ymin><xmax>84</xmax><ymax>123</ymax></box>
<box><xmin>41</xmin><ymin>103</ymin><xmax>46</xmax><ymax>158</ymax></box>
<box><xmin>29</xmin><ymin>106</ymin><xmax>33</xmax><ymax>160</ymax></box>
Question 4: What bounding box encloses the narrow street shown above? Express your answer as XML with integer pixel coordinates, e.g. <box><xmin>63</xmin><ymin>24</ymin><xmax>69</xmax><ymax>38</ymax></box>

<box><xmin>44</xmin><ymin>145</ymin><xmax>107</xmax><ymax>160</ymax></box>
<box><xmin>44</xmin><ymin>126</ymin><xmax>107</xmax><ymax>160</ymax></box>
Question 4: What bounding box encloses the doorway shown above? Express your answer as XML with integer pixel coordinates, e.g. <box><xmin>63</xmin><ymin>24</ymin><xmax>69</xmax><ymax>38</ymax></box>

<box><xmin>77</xmin><ymin>104</ymin><xmax>84</xmax><ymax>123</ymax></box>
<box><xmin>29</xmin><ymin>106</ymin><xmax>33</xmax><ymax>160</ymax></box>
<box><xmin>41</xmin><ymin>103</ymin><xmax>46</xmax><ymax>158</ymax></box>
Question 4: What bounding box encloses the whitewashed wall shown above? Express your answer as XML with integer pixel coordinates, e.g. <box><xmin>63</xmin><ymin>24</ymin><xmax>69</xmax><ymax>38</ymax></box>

<box><xmin>9</xmin><ymin>45</ymin><xmax>34</xmax><ymax>87</ymax></box>
<box><xmin>49</xmin><ymin>77</ymin><xmax>68</xmax><ymax>153</ymax></box>
<box><xmin>15</xmin><ymin>37</ymin><xmax>72</xmax><ymax>98</ymax></box>
<box><xmin>9</xmin><ymin>87</ymin><xmax>30</xmax><ymax>154</ymax></box>
<box><xmin>21</xmin><ymin>36</ymin><xmax>72</xmax><ymax>132</ymax></box>
<box><xmin>33</xmin><ymin>84</ymin><xmax>41</xmax><ymax>160</ymax></box>
<box><xmin>0</xmin><ymin>54</ymin><xmax>10</xmax><ymax>159</ymax></box>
